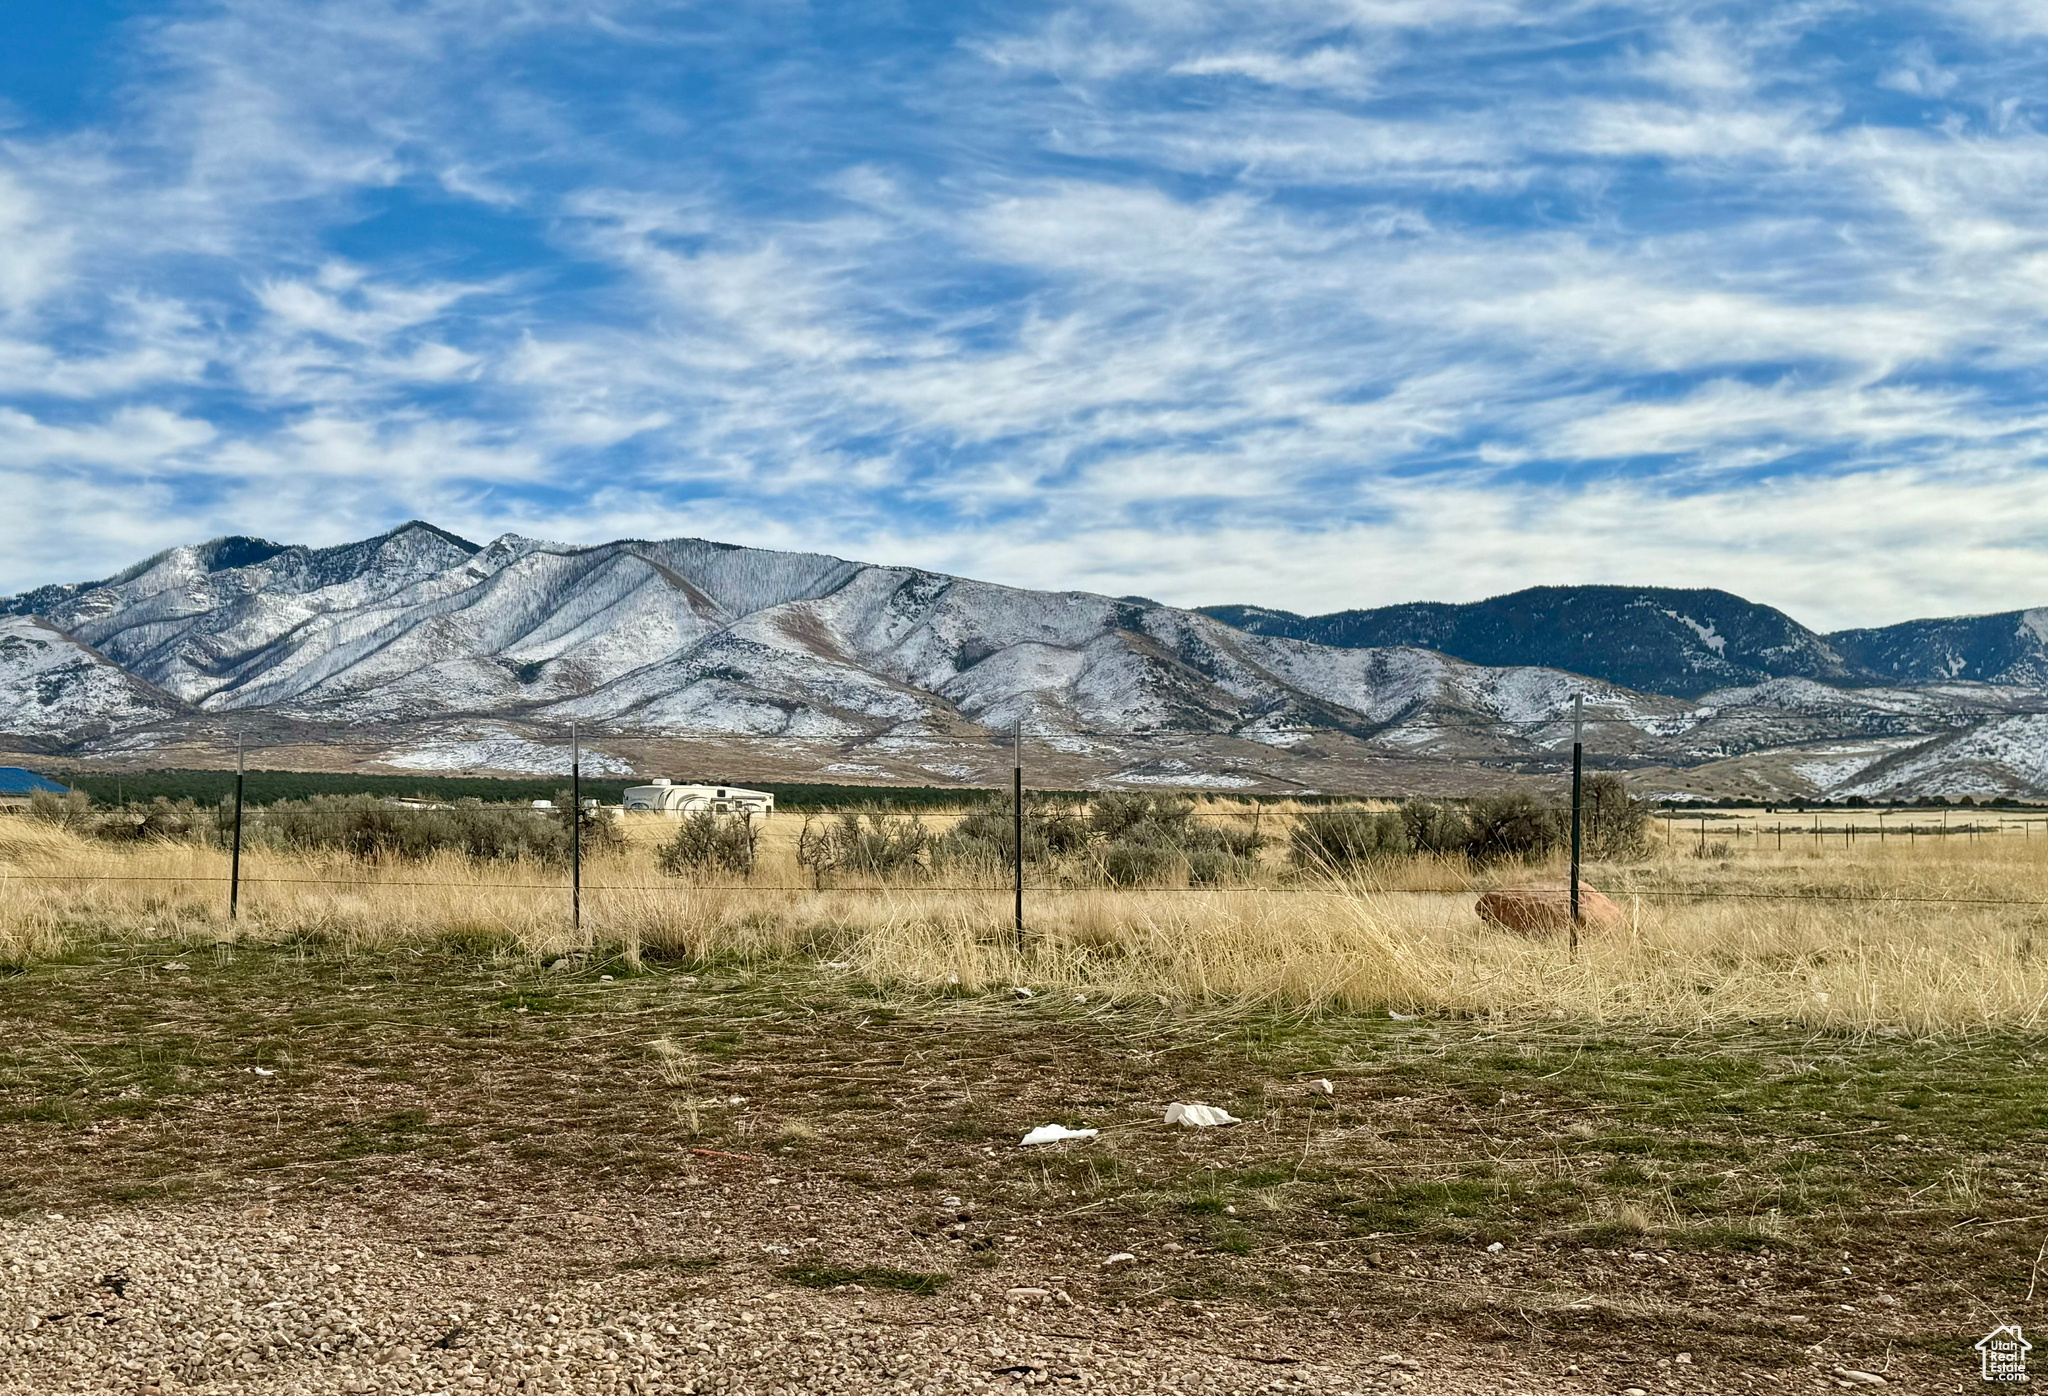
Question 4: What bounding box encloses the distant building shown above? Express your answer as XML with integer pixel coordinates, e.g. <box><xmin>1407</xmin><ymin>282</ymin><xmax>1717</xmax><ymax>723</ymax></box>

<box><xmin>0</xmin><ymin>767</ymin><xmax>72</xmax><ymax>813</ymax></box>
<box><xmin>621</xmin><ymin>779</ymin><xmax>774</xmax><ymax>818</ymax></box>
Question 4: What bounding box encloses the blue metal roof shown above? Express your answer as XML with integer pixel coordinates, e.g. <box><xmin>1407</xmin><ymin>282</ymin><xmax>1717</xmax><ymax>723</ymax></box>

<box><xmin>0</xmin><ymin>768</ymin><xmax>70</xmax><ymax>795</ymax></box>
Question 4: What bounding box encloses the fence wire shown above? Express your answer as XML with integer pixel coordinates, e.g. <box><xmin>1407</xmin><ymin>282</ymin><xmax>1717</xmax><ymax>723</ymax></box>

<box><xmin>10</xmin><ymin>870</ymin><xmax>2048</xmax><ymax>908</ymax></box>
<box><xmin>12</xmin><ymin>785</ymin><xmax>2048</xmax><ymax>921</ymax></box>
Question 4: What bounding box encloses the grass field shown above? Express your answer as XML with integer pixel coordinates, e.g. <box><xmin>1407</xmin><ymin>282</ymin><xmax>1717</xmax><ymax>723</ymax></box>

<box><xmin>7</xmin><ymin>802</ymin><xmax>2048</xmax><ymax>1032</ymax></box>
<box><xmin>4</xmin><ymin>803</ymin><xmax>2048</xmax><ymax>1388</ymax></box>
<box><xmin>3</xmin><ymin>939</ymin><xmax>2044</xmax><ymax>1389</ymax></box>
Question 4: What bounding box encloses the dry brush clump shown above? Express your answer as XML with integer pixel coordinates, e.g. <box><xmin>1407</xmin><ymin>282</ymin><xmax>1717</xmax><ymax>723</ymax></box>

<box><xmin>932</xmin><ymin>794</ymin><xmax>1265</xmax><ymax>885</ymax></box>
<box><xmin>656</xmin><ymin>809</ymin><xmax>762</xmax><ymax>877</ymax></box>
<box><xmin>1288</xmin><ymin>776</ymin><xmax>1650</xmax><ymax>872</ymax></box>
<box><xmin>7</xmin><ymin>797</ymin><xmax>2048</xmax><ymax>1032</ymax></box>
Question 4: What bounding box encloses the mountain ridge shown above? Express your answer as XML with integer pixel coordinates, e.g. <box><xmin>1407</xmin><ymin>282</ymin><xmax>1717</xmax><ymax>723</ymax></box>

<box><xmin>6</xmin><ymin>527</ymin><xmax>2048</xmax><ymax>798</ymax></box>
<box><xmin>1199</xmin><ymin>586</ymin><xmax>2048</xmax><ymax>699</ymax></box>
<box><xmin>1828</xmin><ymin>609</ymin><xmax>2048</xmax><ymax>687</ymax></box>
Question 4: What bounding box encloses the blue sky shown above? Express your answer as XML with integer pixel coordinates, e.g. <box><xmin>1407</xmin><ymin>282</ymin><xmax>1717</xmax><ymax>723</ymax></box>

<box><xmin>5</xmin><ymin>1</ymin><xmax>2048</xmax><ymax>628</ymax></box>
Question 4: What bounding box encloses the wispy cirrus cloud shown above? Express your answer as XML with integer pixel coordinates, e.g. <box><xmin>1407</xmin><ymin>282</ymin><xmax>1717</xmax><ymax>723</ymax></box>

<box><xmin>4</xmin><ymin>0</ymin><xmax>2048</xmax><ymax>629</ymax></box>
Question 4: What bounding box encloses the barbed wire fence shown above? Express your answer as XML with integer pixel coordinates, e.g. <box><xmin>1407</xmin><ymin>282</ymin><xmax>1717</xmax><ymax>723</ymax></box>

<box><xmin>9</xmin><ymin>715</ymin><xmax>2048</xmax><ymax>942</ymax></box>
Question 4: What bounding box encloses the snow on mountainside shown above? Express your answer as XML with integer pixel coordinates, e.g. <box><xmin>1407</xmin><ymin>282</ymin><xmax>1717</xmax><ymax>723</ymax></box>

<box><xmin>0</xmin><ymin>523</ymin><xmax>1626</xmax><ymax>753</ymax></box>
<box><xmin>2</xmin><ymin>524</ymin><xmax>485</xmax><ymax>704</ymax></box>
<box><xmin>0</xmin><ymin>616</ymin><xmax>186</xmax><ymax>743</ymax></box>
<box><xmin>1833</xmin><ymin>714</ymin><xmax>2048</xmax><ymax>800</ymax></box>
<box><xmin>1828</xmin><ymin>609</ymin><xmax>2048</xmax><ymax>687</ymax></box>
<box><xmin>1200</xmin><ymin>585</ymin><xmax>1864</xmax><ymax>699</ymax></box>
<box><xmin>6</xmin><ymin>523</ymin><xmax>2048</xmax><ymax>797</ymax></box>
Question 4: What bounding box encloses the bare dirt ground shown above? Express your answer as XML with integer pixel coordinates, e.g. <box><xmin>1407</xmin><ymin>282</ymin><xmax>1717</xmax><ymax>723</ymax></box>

<box><xmin>3</xmin><ymin>940</ymin><xmax>2042</xmax><ymax>1394</ymax></box>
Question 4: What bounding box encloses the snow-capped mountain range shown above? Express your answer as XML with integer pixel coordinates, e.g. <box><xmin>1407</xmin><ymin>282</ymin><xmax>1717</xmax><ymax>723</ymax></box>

<box><xmin>5</xmin><ymin>522</ymin><xmax>2047</xmax><ymax>798</ymax></box>
<box><xmin>1201</xmin><ymin>586</ymin><xmax>2048</xmax><ymax>697</ymax></box>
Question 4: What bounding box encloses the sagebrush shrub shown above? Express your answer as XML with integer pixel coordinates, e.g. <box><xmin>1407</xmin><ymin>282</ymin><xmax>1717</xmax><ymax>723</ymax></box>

<box><xmin>796</xmin><ymin>812</ymin><xmax>932</xmax><ymax>878</ymax></box>
<box><xmin>1289</xmin><ymin>808</ymin><xmax>1408</xmax><ymax>869</ymax></box>
<box><xmin>258</xmin><ymin>795</ymin><xmax>619</xmax><ymax>864</ymax></box>
<box><xmin>1463</xmin><ymin>791</ymin><xmax>1563</xmax><ymax>865</ymax></box>
<box><xmin>940</xmin><ymin>799</ymin><xmax>1088</xmax><ymax>868</ymax></box>
<box><xmin>657</xmin><ymin>811</ymin><xmax>760</xmax><ymax>877</ymax></box>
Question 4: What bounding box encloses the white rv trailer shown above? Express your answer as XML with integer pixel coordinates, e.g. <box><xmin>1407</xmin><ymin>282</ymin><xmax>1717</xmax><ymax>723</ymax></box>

<box><xmin>621</xmin><ymin>778</ymin><xmax>774</xmax><ymax>818</ymax></box>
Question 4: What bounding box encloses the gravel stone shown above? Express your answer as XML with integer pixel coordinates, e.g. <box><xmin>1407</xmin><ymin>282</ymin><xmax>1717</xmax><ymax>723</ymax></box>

<box><xmin>0</xmin><ymin>1197</ymin><xmax>1689</xmax><ymax>1395</ymax></box>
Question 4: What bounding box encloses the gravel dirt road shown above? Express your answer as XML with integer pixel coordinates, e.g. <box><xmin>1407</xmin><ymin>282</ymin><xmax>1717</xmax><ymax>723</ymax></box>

<box><xmin>0</xmin><ymin>1177</ymin><xmax>1768</xmax><ymax>1395</ymax></box>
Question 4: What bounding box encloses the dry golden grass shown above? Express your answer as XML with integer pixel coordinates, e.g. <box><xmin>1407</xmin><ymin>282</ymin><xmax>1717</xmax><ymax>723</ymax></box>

<box><xmin>6</xmin><ymin>810</ymin><xmax>2048</xmax><ymax>1032</ymax></box>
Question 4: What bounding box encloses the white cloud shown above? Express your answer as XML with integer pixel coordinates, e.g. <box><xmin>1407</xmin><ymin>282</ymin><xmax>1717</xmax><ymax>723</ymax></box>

<box><xmin>0</xmin><ymin>169</ymin><xmax>74</xmax><ymax>318</ymax></box>
<box><xmin>0</xmin><ymin>406</ymin><xmax>215</xmax><ymax>467</ymax></box>
<box><xmin>1942</xmin><ymin>0</ymin><xmax>2048</xmax><ymax>39</ymax></box>
<box><xmin>196</xmin><ymin>412</ymin><xmax>543</xmax><ymax>482</ymax></box>
<box><xmin>8</xmin><ymin>0</ymin><xmax>2048</xmax><ymax>638</ymax></box>
<box><xmin>1170</xmin><ymin>45</ymin><xmax>1379</xmax><ymax>93</ymax></box>
<box><xmin>1541</xmin><ymin>379</ymin><xmax>2030</xmax><ymax>462</ymax></box>
<box><xmin>1633</xmin><ymin>22</ymin><xmax>1756</xmax><ymax>95</ymax></box>
<box><xmin>837</xmin><ymin>462</ymin><xmax>2048</xmax><ymax>634</ymax></box>
<box><xmin>254</xmin><ymin>268</ymin><xmax>487</xmax><ymax>345</ymax></box>
<box><xmin>1880</xmin><ymin>43</ymin><xmax>1960</xmax><ymax>97</ymax></box>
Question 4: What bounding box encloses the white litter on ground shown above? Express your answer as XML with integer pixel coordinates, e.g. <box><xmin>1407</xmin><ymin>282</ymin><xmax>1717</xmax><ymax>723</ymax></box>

<box><xmin>1020</xmin><ymin>1124</ymin><xmax>1098</xmax><ymax>1146</ymax></box>
<box><xmin>1388</xmin><ymin>1010</ymin><xmax>1420</xmax><ymax>1021</ymax></box>
<box><xmin>1309</xmin><ymin>1079</ymin><xmax>1334</xmax><ymax>1095</ymax></box>
<box><xmin>1163</xmin><ymin>1103</ymin><xmax>1240</xmax><ymax>1128</ymax></box>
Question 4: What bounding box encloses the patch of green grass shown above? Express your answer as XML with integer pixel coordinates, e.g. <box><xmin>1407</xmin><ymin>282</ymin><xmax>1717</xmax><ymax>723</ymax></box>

<box><xmin>326</xmin><ymin>1109</ymin><xmax>441</xmax><ymax>1160</ymax></box>
<box><xmin>1676</xmin><ymin>1222</ymin><xmax>1788</xmax><ymax>1253</ymax></box>
<box><xmin>437</xmin><ymin>928</ymin><xmax>524</xmax><ymax>957</ymax></box>
<box><xmin>1594</xmin><ymin>1134</ymin><xmax>1658</xmax><ymax>1155</ymax></box>
<box><xmin>1211</xmin><ymin>1226</ymin><xmax>1254</xmax><ymax>1255</ymax></box>
<box><xmin>24</xmin><ymin>1099</ymin><xmax>78</xmax><ymax>1125</ymax></box>
<box><xmin>779</xmin><ymin>1263</ymin><xmax>950</xmax><ymax>1295</ymax></box>
<box><xmin>1224</xmin><ymin>1166</ymin><xmax>1296</xmax><ymax>1189</ymax></box>
<box><xmin>1336</xmin><ymin>1175</ymin><xmax>1502</xmax><ymax>1233</ymax></box>
<box><xmin>495</xmin><ymin>990</ymin><xmax>564</xmax><ymax>1012</ymax></box>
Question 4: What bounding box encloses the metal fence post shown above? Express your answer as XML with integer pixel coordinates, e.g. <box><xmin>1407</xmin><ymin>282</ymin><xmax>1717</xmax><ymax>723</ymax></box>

<box><xmin>1569</xmin><ymin>695</ymin><xmax>1582</xmax><ymax>954</ymax></box>
<box><xmin>571</xmin><ymin>722</ymin><xmax>582</xmax><ymax>939</ymax></box>
<box><xmin>229</xmin><ymin>737</ymin><xmax>245</xmax><ymax>921</ymax></box>
<box><xmin>1013</xmin><ymin>718</ymin><xmax>1024</xmax><ymax>953</ymax></box>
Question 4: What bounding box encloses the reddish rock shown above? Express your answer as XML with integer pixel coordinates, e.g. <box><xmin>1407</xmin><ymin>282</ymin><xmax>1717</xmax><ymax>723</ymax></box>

<box><xmin>1476</xmin><ymin>881</ymin><xmax>1624</xmax><ymax>935</ymax></box>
